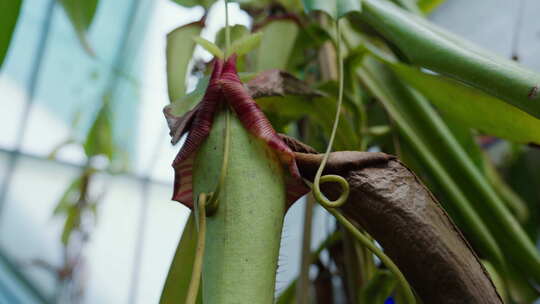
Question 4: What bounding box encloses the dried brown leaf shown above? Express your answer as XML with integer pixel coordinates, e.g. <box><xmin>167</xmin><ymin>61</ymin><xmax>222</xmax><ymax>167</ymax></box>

<box><xmin>283</xmin><ymin>135</ymin><xmax>502</xmax><ymax>304</ymax></box>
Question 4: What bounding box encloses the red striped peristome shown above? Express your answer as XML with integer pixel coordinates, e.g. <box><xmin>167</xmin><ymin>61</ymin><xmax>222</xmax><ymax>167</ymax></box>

<box><xmin>170</xmin><ymin>55</ymin><xmax>309</xmax><ymax>209</ymax></box>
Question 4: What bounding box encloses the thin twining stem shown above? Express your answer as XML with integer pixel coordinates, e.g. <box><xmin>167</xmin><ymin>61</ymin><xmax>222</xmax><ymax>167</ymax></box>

<box><xmin>206</xmin><ymin>106</ymin><xmax>231</xmax><ymax>214</ymax></box>
<box><xmin>310</xmin><ymin>16</ymin><xmax>415</xmax><ymax>304</ymax></box>
<box><xmin>313</xmin><ymin>19</ymin><xmax>350</xmax><ymax>208</ymax></box>
<box><xmin>185</xmin><ymin>193</ymin><xmax>207</xmax><ymax>304</ymax></box>
<box><xmin>225</xmin><ymin>0</ymin><xmax>231</xmax><ymax>57</ymax></box>
<box><xmin>326</xmin><ymin>207</ymin><xmax>416</xmax><ymax>304</ymax></box>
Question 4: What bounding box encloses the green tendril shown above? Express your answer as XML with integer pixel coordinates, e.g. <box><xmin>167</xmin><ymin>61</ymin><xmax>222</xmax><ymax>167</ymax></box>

<box><xmin>206</xmin><ymin>0</ymin><xmax>233</xmax><ymax>215</ymax></box>
<box><xmin>326</xmin><ymin>207</ymin><xmax>416</xmax><ymax>304</ymax></box>
<box><xmin>186</xmin><ymin>2</ymin><xmax>233</xmax><ymax>301</ymax></box>
<box><xmin>224</xmin><ymin>0</ymin><xmax>231</xmax><ymax>58</ymax></box>
<box><xmin>206</xmin><ymin>106</ymin><xmax>231</xmax><ymax>215</ymax></box>
<box><xmin>313</xmin><ymin>19</ymin><xmax>350</xmax><ymax>208</ymax></box>
<box><xmin>185</xmin><ymin>193</ymin><xmax>207</xmax><ymax>304</ymax></box>
<box><xmin>311</xmin><ymin>18</ymin><xmax>415</xmax><ymax>304</ymax></box>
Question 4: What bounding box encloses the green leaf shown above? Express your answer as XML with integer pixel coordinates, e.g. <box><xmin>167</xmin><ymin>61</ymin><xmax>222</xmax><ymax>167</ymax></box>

<box><xmin>53</xmin><ymin>178</ymin><xmax>82</xmax><ymax>216</ymax></box>
<box><xmin>167</xmin><ymin>76</ymin><xmax>209</xmax><ymax>118</ymax></box>
<box><xmin>302</xmin><ymin>0</ymin><xmax>361</xmax><ymax>19</ymax></box>
<box><xmin>47</xmin><ymin>138</ymin><xmax>76</xmax><ymax>160</ymax></box>
<box><xmin>84</xmin><ymin>98</ymin><xmax>114</xmax><ymax>160</ymax></box>
<box><xmin>389</xmin><ymin>63</ymin><xmax>540</xmax><ymax>145</ymax></box>
<box><xmin>167</xmin><ymin>20</ymin><xmax>204</xmax><ymax>102</ymax></box>
<box><xmin>193</xmin><ymin>36</ymin><xmax>224</xmax><ymax>59</ymax></box>
<box><xmin>255</xmin><ymin>19</ymin><xmax>299</xmax><ymax>71</ymax></box>
<box><xmin>228</xmin><ymin>32</ymin><xmax>262</xmax><ymax>57</ymax></box>
<box><xmin>357</xmin><ymin>57</ymin><xmax>505</xmax><ymax>271</ymax></box>
<box><xmin>0</xmin><ymin>0</ymin><xmax>22</xmax><ymax>68</ymax></box>
<box><xmin>417</xmin><ymin>0</ymin><xmax>447</xmax><ymax>13</ymax></box>
<box><xmin>256</xmin><ymin>95</ymin><xmax>358</xmax><ymax>150</ymax></box>
<box><xmin>359</xmin><ymin>57</ymin><xmax>540</xmax><ymax>284</ymax></box>
<box><xmin>483</xmin><ymin>155</ymin><xmax>529</xmax><ymax>223</ymax></box>
<box><xmin>276</xmin><ymin>281</ymin><xmax>296</xmax><ymax>304</ymax></box>
<box><xmin>160</xmin><ymin>214</ymin><xmax>201</xmax><ymax>304</ymax></box>
<box><xmin>359</xmin><ymin>0</ymin><xmax>540</xmax><ymax>119</ymax></box>
<box><xmin>165</xmin><ymin>71</ymin><xmax>258</xmax><ymax>120</ymax></box>
<box><xmin>59</xmin><ymin>0</ymin><xmax>99</xmax><ymax>55</ymax></box>
<box><xmin>359</xmin><ymin>270</ymin><xmax>397</xmax><ymax>304</ymax></box>
<box><xmin>389</xmin><ymin>0</ymin><xmax>421</xmax><ymax>14</ymax></box>
<box><xmin>215</xmin><ymin>24</ymin><xmax>249</xmax><ymax>50</ymax></box>
<box><xmin>61</xmin><ymin>206</ymin><xmax>80</xmax><ymax>245</ymax></box>
<box><xmin>170</xmin><ymin>0</ymin><xmax>215</xmax><ymax>8</ymax></box>
<box><xmin>482</xmin><ymin>261</ymin><xmax>507</xmax><ymax>302</ymax></box>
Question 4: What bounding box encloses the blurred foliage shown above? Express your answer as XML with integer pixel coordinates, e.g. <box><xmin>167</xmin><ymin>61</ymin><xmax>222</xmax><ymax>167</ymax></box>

<box><xmin>58</xmin><ymin>0</ymin><xmax>99</xmax><ymax>55</ymax></box>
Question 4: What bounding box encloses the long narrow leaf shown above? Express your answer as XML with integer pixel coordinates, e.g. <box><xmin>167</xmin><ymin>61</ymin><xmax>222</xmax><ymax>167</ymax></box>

<box><xmin>160</xmin><ymin>214</ymin><xmax>201</xmax><ymax>304</ymax></box>
<box><xmin>358</xmin><ymin>57</ymin><xmax>540</xmax><ymax>283</ymax></box>
<box><xmin>192</xmin><ymin>36</ymin><xmax>224</xmax><ymax>59</ymax></box>
<box><xmin>388</xmin><ymin>62</ymin><xmax>540</xmax><ymax>145</ymax></box>
<box><xmin>357</xmin><ymin>57</ymin><xmax>505</xmax><ymax>268</ymax></box>
<box><xmin>358</xmin><ymin>0</ymin><xmax>540</xmax><ymax>119</ymax></box>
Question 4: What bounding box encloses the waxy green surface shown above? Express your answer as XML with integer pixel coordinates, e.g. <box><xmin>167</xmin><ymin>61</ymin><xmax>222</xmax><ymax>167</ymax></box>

<box><xmin>193</xmin><ymin>109</ymin><xmax>286</xmax><ymax>303</ymax></box>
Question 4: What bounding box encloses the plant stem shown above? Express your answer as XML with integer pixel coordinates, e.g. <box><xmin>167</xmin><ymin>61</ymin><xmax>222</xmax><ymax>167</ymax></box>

<box><xmin>312</xmin><ymin>19</ymin><xmax>350</xmax><ymax>208</ymax></box>
<box><xmin>225</xmin><ymin>0</ymin><xmax>230</xmax><ymax>57</ymax></box>
<box><xmin>325</xmin><ymin>207</ymin><xmax>416</xmax><ymax>304</ymax></box>
<box><xmin>185</xmin><ymin>193</ymin><xmax>207</xmax><ymax>304</ymax></box>
<box><xmin>297</xmin><ymin>194</ymin><xmax>315</xmax><ymax>304</ymax></box>
<box><xmin>206</xmin><ymin>0</ymin><xmax>232</xmax><ymax>213</ymax></box>
<box><xmin>206</xmin><ymin>106</ymin><xmax>231</xmax><ymax>214</ymax></box>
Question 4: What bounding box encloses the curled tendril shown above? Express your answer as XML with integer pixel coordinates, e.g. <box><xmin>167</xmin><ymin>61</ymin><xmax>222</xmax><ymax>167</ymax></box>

<box><xmin>312</xmin><ymin>19</ymin><xmax>350</xmax><ymax>209</ymax></box>
<box><xmin>313</xmin><ymin>173</ymin><xmax>350</xmax><ymax>208</ymax></box>
<box><xmin>310</xmin><ymin>18</ymin><xmax>416</xmax><ymax>304</ymax></box>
